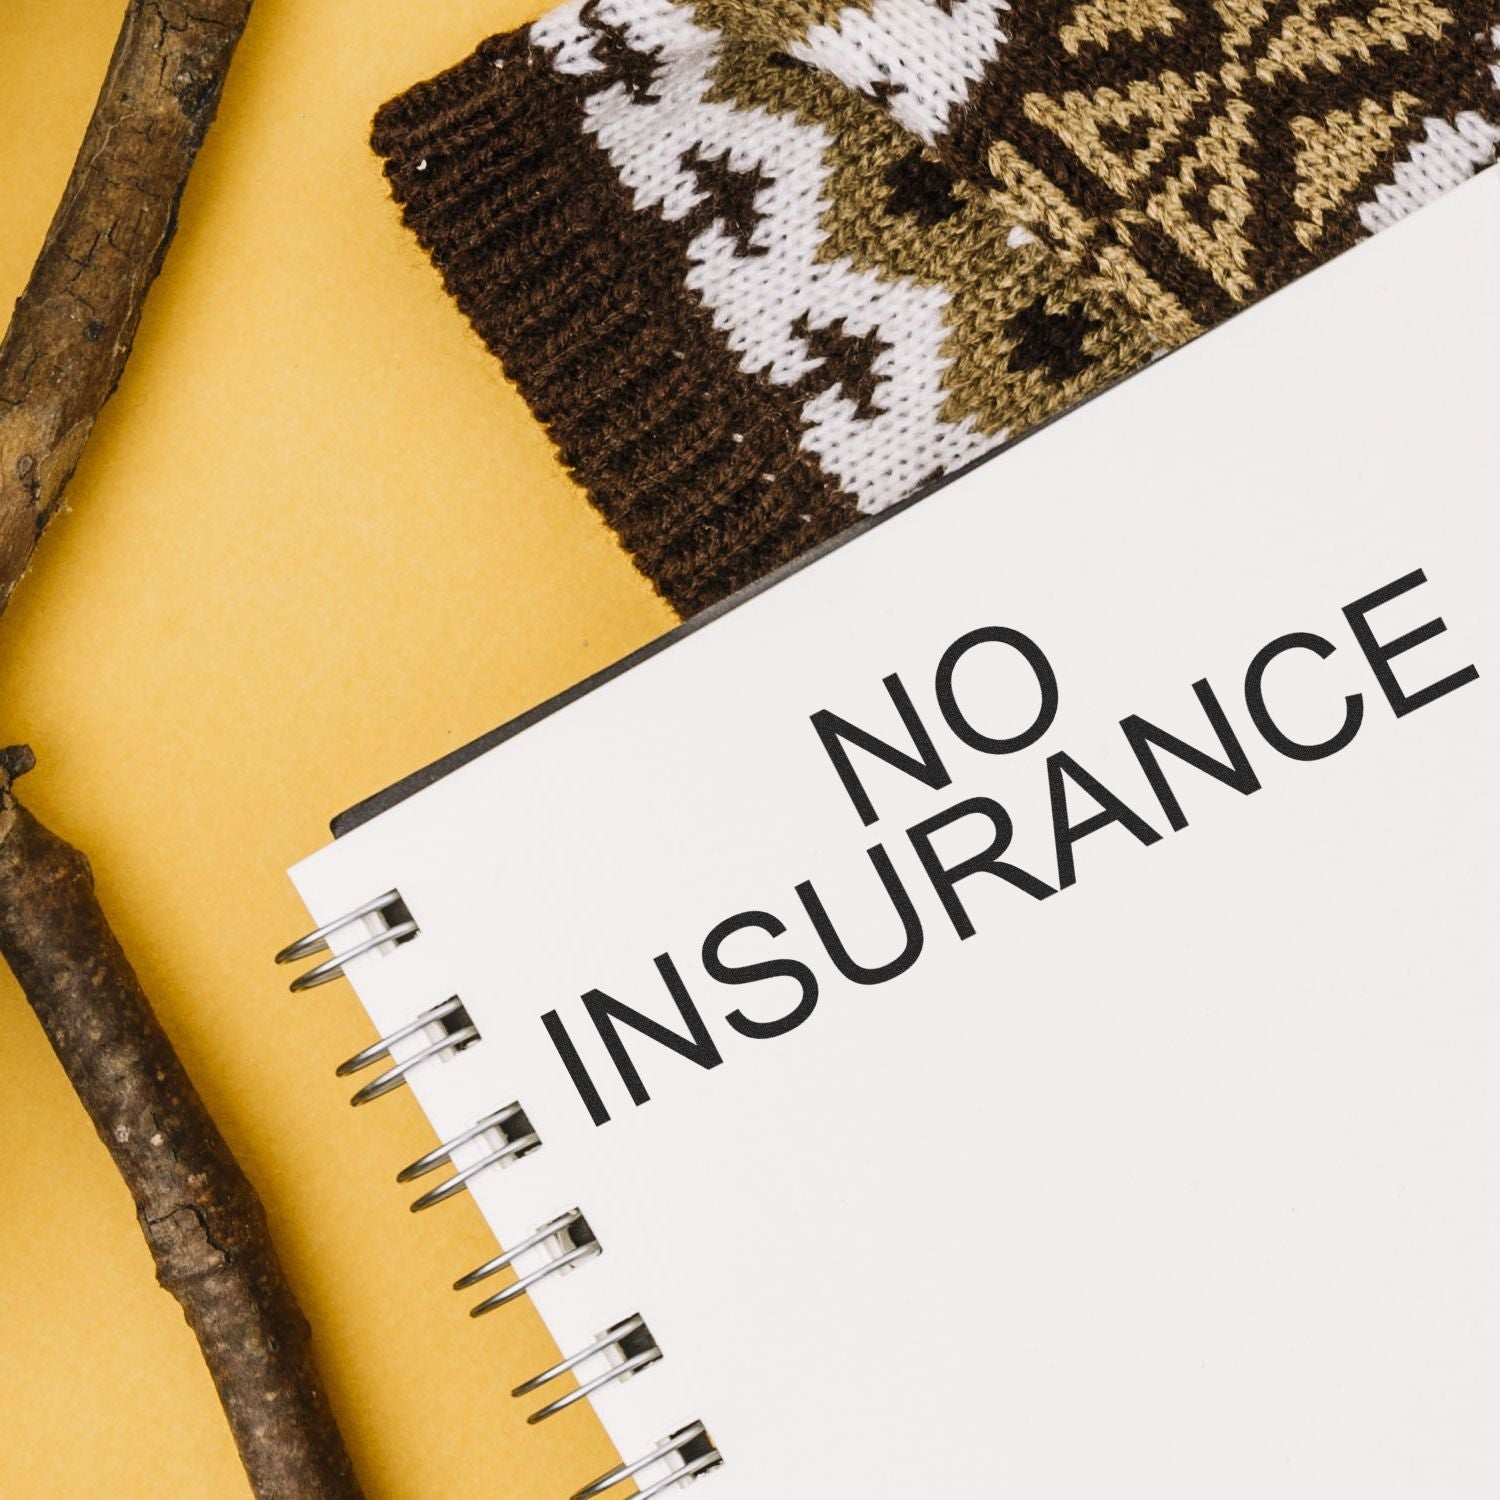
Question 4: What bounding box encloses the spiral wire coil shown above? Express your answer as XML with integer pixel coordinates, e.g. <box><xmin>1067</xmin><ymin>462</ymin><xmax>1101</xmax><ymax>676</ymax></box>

<box><xmin>398</xmin><ymin>1102</ymin><xmax>541</xmax><ymax>1213</ymax></box>
<box><xmin>278</xmin><ymin>894</ymin><xmax>723</xmax><ymax>1496</ymax></box>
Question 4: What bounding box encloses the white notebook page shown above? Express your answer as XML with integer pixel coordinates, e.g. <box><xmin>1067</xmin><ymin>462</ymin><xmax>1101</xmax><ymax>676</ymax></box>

<box><xmin>291</xmin><ymin>168</ymin><xmax>1500</xmax><ymax>1498</ymax></box>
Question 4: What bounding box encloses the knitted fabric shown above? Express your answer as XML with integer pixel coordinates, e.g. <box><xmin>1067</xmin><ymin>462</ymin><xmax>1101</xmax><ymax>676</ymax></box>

<box><xmin>373</xmin><ymin>1</ymin><xmax>1499</xmax><ymax>615</ymax></box>
<box><xmin>705</xmin><ymin>0</ymin><xmax>1500</xmax><ymax>333</ymax></box>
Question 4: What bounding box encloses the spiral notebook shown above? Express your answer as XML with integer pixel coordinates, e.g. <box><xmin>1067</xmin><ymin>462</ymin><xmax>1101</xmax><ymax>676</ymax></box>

<box><xmin>281</xmin><ymin>167</ymin><xmax>1500</xmax><ymax>1500</ymax></box>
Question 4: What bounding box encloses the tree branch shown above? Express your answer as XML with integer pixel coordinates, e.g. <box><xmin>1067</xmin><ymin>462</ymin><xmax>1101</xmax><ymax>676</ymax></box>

<box><xmin>0</xmin><ymin>5</ymin><xmax>366</xmax><ymax>1496</ymax></box>
<box><xmin>0</xmin><ymin>748</ymin><xmax>362</xmax><ymax>1499</ymax></box>
<box><xmin>0</xmin><ymin>0</ymin><xmax>252</xmax><ymax>611</ymax></box>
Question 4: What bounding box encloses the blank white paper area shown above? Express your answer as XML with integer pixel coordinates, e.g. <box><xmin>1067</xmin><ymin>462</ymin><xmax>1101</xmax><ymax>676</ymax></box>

<box><xmin>293</xmin><ymin>170</ymin><xmax>1500</xmax><ymax>1499</ymax></box>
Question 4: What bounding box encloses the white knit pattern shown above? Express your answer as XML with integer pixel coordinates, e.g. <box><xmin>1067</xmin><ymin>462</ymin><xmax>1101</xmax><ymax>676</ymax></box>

<box><xmin>1357</xmin><ymin>112</ymin><xmax>1500</xmax><ymax>234</ymax></box>
<box><xmin>529</xmin><ymin>0</ymin><xmax>1498</xmax><ymax>509</ymax></box>
<box><xmin>532</xmin><ymin>0</ymin><xmax>999</xmax><ymax>513</ymax></box>
<box><xmin>785</xmin><ymin>0</ymin><xmax>1012</xmax><ymax>146</ymax></box>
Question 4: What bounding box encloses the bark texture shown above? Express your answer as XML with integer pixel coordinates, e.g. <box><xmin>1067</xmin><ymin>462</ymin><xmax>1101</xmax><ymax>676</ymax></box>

<box><xmin>0</xmin><ymin>5</ymin><xmax>366</xmax><ymax>1494</ymax></box>
<box><xmin>0</xmin><ymin>0</ymin><xmax>254</xmax><ymax>611</ymax></box>
<box><xmin>0</xmin><ymin>748</ymin><xmax>363</xmax><ymax>1499</ymax></box>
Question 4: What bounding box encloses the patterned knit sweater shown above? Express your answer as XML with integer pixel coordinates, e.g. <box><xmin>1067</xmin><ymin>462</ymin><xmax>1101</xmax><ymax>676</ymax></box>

<box><xmin>373</xmin><ymin>0</ymin><xmax>1499</xmax><ymax>616</ymax></box>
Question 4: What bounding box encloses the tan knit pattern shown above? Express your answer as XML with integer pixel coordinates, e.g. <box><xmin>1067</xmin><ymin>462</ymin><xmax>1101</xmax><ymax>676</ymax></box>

<box><xmin>705</xmin><ymin>41</ymin><xmax>1160</xmax><ymax>437</ymax></box>
<box><xmin>1000</xmin><ymin>0</ymin><xmax>1490</xmax><ymax>321</ymax></box>
<box><xmin>693</xmin><ymin>0</ymin><xmax>873</xmax><ymax>47</ymax></box>
<box><xmin>738</xmin><ymin>0</ymin><xmax>1499</xmax><ymax>324</ymax></box>
<box><xmin>373</xmin><ymin>0</ymin><xmax>1497</xmax><ymax>614</ymax></box>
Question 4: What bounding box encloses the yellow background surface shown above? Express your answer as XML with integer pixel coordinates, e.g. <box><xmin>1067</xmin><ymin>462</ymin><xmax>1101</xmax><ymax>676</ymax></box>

<box><xmin>0</xmin><ymin>2</ymin><xmax>676</xmax><ymax>1495</ymax></box>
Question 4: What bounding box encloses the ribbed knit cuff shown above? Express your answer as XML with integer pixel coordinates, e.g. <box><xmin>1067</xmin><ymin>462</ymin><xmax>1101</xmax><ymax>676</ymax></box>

<box><xmin>372</xmin><ymin>3</ymin><xmax>1156</xmax><ymax>616</ymax></box>
<box><xmin>372</xmin><ymin>31</ymin><xmax>860</xmax><ymax>617</ymax></box>
<box><xmin>375</xmin><ymin>0</ymin><xmax>1498</xmax><ymax>618</ymax></box>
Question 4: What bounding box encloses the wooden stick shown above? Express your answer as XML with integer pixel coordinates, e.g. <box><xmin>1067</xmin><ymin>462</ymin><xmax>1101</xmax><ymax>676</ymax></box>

<box><xmin>0</xmin><ymin>5</ymin><xmax>366</xmax><ymax>1495</ymax></box>
<box><xmin>0</xmin><ymin>0</ymin><xmax>253</xmax><ymax>610</ymax></box>
<box><xmin>0</xmin><ymin>747</ymin><xmax>363</xmax><ymax>1499</ymax></box>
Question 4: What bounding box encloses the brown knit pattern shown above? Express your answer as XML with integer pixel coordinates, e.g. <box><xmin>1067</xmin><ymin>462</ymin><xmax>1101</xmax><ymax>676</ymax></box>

<box><xmin>374</xmin><ymin>0</ymin><xmax>1498</xmax><ymax>615</ymax></box>
<box><xmin>711</xmin><ymin>0</ymin><xmax>1500</xmax><ymax>335</ymax></box>
<box><xmin>373</xmin><ymin>34</ymin><xmax>863</xmax><ymax>617</ymax></box>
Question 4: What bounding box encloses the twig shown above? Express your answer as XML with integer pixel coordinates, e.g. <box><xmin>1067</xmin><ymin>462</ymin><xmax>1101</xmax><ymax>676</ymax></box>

<box><xmin>0</xmin><ymin>749</ymin><xmax>362</xmax><ymax>1499</ymax></box>
<box><xmin>0</xmin><ymin>0</ymin><xmax>251</xmax><ymax>610</ymax></box>
<box><xmin>0</xmin><ymin>5</ymin><xmax>365</xmax><ymax>1496</ymax></box>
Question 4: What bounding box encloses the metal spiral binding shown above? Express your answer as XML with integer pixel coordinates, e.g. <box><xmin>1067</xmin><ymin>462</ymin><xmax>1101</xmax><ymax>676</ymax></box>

<box><xmin>335</xmin><ymin>996</ymin><xmax>479</xmax><ymax>1106</ymax></box>
<box><xmin>573</xmin><ymin>1423</ymin><xmax>722</xmax><ymax>1500</ymax></box>
<box><xmin>397</xmin><ymin>1103</ymin><xmax>541</xmax><ymax>1212</ymax></box>
<box><xmin>454</xmin><ymin>1207</ymin><xmax>602</xmax><ymax>1316</ymax></box>
<box><xmin>274</xmin><ymin>890</ymin><xmax>417</xmax><ymax>991</ymax></box>
<box><xmin>513</xmin><ymin>1315</ymin><xmax>662</xmax><ymax>1425</ymax></box>
<box><xmin>279</xmin><ymin>895</ymin><xmax>724</xmax><ymax>1496</ymax></box>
